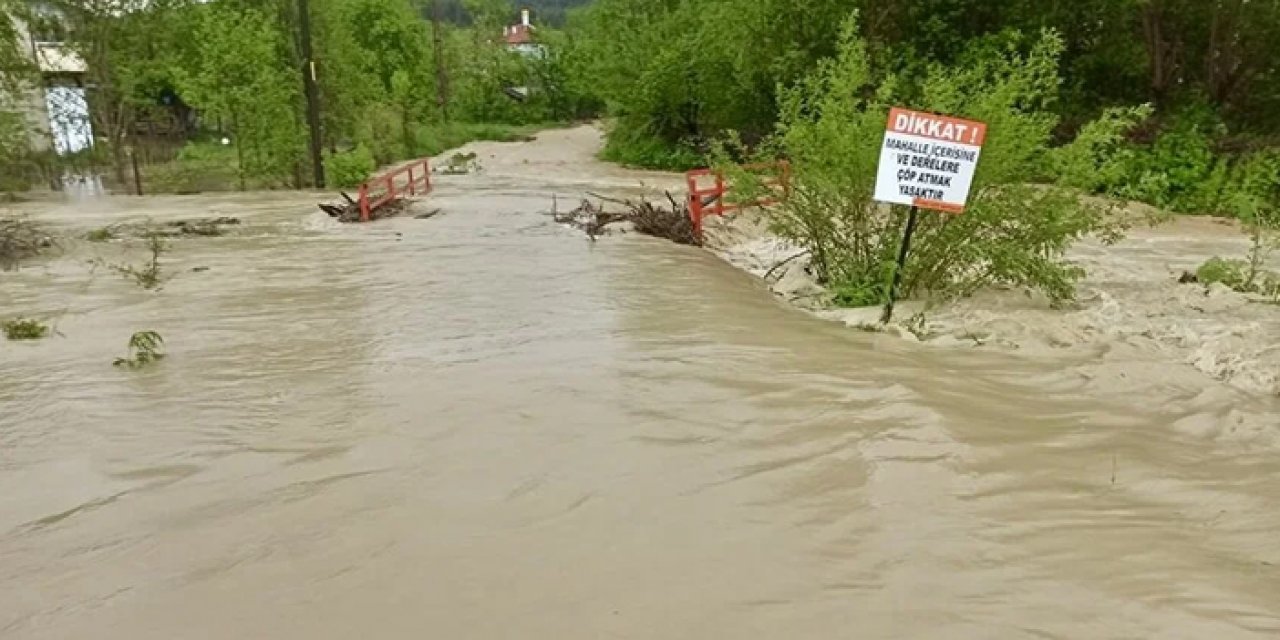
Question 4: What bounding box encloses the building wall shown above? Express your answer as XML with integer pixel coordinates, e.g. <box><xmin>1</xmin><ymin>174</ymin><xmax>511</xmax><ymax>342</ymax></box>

<box><xmin>2</xmin><ymin>6</ymin><xmax>88</xmax><ymax>154</ymax></box>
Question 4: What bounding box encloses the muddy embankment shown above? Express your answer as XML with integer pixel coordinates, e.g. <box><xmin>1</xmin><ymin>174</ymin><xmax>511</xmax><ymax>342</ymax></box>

<box><xmin>694</xmin><ymin>204</ymin><xmax>1280</xmax><ymax>398</ymax></box>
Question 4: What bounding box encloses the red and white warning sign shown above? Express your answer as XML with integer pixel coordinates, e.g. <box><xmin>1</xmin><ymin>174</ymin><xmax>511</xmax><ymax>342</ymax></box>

<box><xmin>873</xmin><ymin>107</ymin><xmax>987</xmax><ymax>214</ymax></box>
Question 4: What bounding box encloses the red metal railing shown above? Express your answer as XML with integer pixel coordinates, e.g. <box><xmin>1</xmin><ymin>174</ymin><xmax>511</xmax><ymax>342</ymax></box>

<box><xmin>686</xmin><ymin>161</ymin><xmax>791</xmax><ymax>236</ymax></box>
<box><xmin>356</xmin><ymin>158</ymin><xmax>433</xmax><ymax>222</ymax></box>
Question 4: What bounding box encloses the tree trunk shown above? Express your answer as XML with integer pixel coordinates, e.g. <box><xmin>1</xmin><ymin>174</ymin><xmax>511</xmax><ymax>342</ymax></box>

<box><xmin>1204</xmin><ymin>0</ymin><xmax>1248</xmax><ymax>105</ymax></box>
<box><xmin>1141</xmin><ymin>1</ymin><xmax>1173</xmax><ymax>104</ymax></box>
<box><xmin>432</xmin><ymin>0</ymin><xmax>450</xmax><ymax>122</ymax></box>
<box><xmin>111</xmin><ymin>139</ymin><xmax>129</xmax><ymax>193</ymax></box>
<box><xmin>231</xmin><ymin>110</ymin><xmax>246</xmax><ymax>192</ymax></box>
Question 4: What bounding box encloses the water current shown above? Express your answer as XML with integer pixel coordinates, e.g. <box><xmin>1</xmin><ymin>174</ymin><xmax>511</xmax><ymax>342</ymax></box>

<box><xmin>2</xmin><ymin>128</ymin><xmax>1278</xmax><ymax>638</ymax></box>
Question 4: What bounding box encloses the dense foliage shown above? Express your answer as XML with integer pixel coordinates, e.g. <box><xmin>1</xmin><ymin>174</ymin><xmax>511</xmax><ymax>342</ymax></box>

<box><xmin>724</xmin><ymin>22</ymin><xmax>1139</xmax><ymax>306</ymax></box>
<box><xmin>0</xmin><ymin>1</ymin><xmax>39</xmax><ymax>191</ymax></box>
<box><xmin>567</xmin><ymin>0</ymin><xmax>1280</xmax><ymax>215</ymax></box>
<box><xmin>3</xmin><ymin>0</ymin><xmax>585</xmax><ymax>192</ymax></box>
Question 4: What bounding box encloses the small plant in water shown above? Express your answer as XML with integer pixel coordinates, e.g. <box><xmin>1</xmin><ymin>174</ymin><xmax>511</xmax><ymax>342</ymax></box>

<box><xmin>3</xmin><ymin>318</ymin><xmax>50</xmax><ymax>341</ymax></box>
<box><xmin>1</xmin><ymin>214</ymin><xmax>55</xmax><ymax>270</ymax></box>
<box><xmin>97</xmin><ymin>228</ymin><xmax>170</xmax><ymax>290</ymax></box>
<box><xmin>113</xmin><ymin>331</ymin><xmax>166</xmax><ymax>368</ymax></box>
<box><xmin>1196</xmin><ymin>151</ymin><xmax>1280</xmax><ymax>302</ymax></box>
<box><xmin>85</xmin><ymin>227</ymin><xmax>116</xmax><ymax>242</ymax></box>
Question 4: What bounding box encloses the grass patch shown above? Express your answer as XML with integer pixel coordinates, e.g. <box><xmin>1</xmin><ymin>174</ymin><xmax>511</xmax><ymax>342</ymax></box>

<box><xmin>137</xmin><ymin>143</ymin><xmax>243</xmax><ymax>194</ymax></box>
<box><xmin>3</xmin><ymin>318</ymin><xmax>50</xmax><ymax>341</ymax></box>
<box><xmin>599</xmin><ymin>124</ymin><xmax>702</xmax><ymax>171</ymax></box>
<box><xmin>86</xmin><ymin>227</ymin><xmax>117</xmax><ymax>242</ymax></box>
<box><xmin>1196</xmin><ymin>256</ymin><xmax>1280</xmax><ymax>300</ymax></box>
<box><xmin>414</xmin><ymin>122</ymin><xmax>557</xmax><ymax>158</ymax></box>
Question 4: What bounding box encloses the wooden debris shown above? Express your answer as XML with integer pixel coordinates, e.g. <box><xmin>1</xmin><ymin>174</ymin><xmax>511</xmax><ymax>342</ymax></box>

<box><xmin>555</xmin><ymin>191</ymin><xmax>701</xmax><ymax>246</ymax></box>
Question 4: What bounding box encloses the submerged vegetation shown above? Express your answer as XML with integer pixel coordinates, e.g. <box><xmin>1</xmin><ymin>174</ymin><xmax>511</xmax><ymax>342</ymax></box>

<box><xmin>95</xmin><ymin>227</ymin><xmax>171</xmax><ymax>291</ymax></box>
<box><xmin>113</xmin><ymin>331</ymin><xmax>166</xmax><ymax>368</ymax></box>
<box><xmin>0</xmin><ymin>214</ymin><xmax>53</xmax><ymax>270</ymax></box>
<box><xmin>3</xmin><ymin>318</ymin><xmax>50</xmax><ymax>341</ymax></box>
<box><xmin>1193</xmin><ymin>152</ymin><xmax>1280</xmax><ymax>300</ymax></box>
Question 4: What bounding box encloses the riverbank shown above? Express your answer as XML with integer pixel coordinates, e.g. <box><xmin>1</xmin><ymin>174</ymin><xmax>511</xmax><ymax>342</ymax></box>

<box><xmin>701</xmin><ymin>209</ymin><xmax>1280</xmax><ymax>397</ymax></box>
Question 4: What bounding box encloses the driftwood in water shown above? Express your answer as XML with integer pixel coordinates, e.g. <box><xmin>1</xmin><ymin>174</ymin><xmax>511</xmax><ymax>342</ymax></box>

<box><xmin>558</xmin><ymin>191</ymin><xmax>700</xmax><ymax>246</ymax></box>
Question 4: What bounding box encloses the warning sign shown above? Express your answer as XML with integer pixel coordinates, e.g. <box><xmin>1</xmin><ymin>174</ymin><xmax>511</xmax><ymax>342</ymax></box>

<box><xmin>873</xmin><ymin>107</ymin><xmax>987</xmax><ymax>214</ymax></box>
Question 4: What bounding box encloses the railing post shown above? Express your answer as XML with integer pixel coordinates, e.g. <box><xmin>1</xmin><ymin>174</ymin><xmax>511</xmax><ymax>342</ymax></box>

<box><xmin>387</xmin><ymin>174</ymin><xmax>396</xmax><ymax>200</ymax></box>
<box><xmin>689</xmin><ymin>193</ymin><xmax>702</xmax><ymax>238</ymax></box>
<box><xmin>407</xmin><ymin>167</ymin><xmax>416</xmax><ymax>195</ymax></box>
<box><xmin>358</xmin><ymin>183</ymin><xmax>370</xmax><ymax>222</ymax></box>
<box><xmin>423</xmin><ymin>159</ymin><xmax>431</xmax><ymax>191</ymax></box>
<box><xmin>714</xmin><ymin>173</ymin><xmax>726</xmax><ymax>216</ymax></box>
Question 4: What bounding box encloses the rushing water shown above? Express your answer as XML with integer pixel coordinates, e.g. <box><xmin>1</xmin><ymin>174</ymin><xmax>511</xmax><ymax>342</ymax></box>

<box><xmin>2</xmin><ymin>130</ymin><xmax>1279</xmax><ymax>638</ymax></box>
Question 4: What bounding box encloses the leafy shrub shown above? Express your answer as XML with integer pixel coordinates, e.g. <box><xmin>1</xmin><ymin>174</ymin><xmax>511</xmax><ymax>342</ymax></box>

<box><xmin>1051</xmin><ymin>105</ymin><xmax>1154</xmax><ymax>194</ymax></box>
<box><xmin>85</xmin><ymin>227</ymin><xmax>116</xmax><ymax>242</ymax></box>
<box><xmin>324</xmin><ymin>145</ymin><xmax>376</xmax><ymax>189</ymax></box>
<box><xmin>143</xmin><ymin>142</ymin><xmax>242</xmax><ymax>193</ymax></box>
<box><xmin>113</xmin><ymin>331</ymin><xmax>166</xmax><ymax>368</ymax></box>
<box><xmin>737</xmin><ymin>21</ymin><xmax>1135</xmax><ymax>308</ymax></box>
<box><xmin>355</xmin><ymin>103</ymin><xmax>408</xmax><ymax>166</ymax></box>
<box><xmin>1195</xmin><ymin>150</ymin><xmax>1280</xmax><ymax>299</ymax></box>
<box><xmin>3</xmin><ymin>318</ymin><xmax>49</xmax><ymax>341</ymax></box>
<box><xmin>1071</xmin><ymin>104</ymin><xmax>1233</xmax><ymax>214</ymax></box>
<box><xmin>1196</xmin><ymin>257</ymin><xmax>1250</xmax><ymax>290</ymax></box>
<box><xmin>0</xmin><ymin>110</ymin><xmax>36</xmax><ymax>193</ymax></box>
<box><xmin>600</xmin><ymin>120</ymin><xmax>702</xmax><ymax>170</ymax></box>
<box><xmin>412</xmin><ymin>123</ymin><xmax>544</xmax><ymax>158</ymax></box>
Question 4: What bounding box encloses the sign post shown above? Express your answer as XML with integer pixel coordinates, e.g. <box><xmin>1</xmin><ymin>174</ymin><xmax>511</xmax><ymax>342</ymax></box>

<box><xmin>873</xmin><ymin>107</ymin><xmax>987</xmax><ymax>323</ymax></box>
<box><xmin>880</xmin><ymin>205</ymin><xmax>919</xmax><ymax>324</ymax></box>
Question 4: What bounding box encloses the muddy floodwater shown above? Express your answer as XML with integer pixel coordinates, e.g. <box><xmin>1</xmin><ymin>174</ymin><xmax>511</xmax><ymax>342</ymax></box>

<box><xmin>2</xmin><ymin>128</ymin><xmax>1279</xmax><ymax>638</ymax></box>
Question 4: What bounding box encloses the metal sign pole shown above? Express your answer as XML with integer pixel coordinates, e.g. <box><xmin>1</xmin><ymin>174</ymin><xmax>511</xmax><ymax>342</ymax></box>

<box><xmin>881</xmin><ymin>205</ymin><xmax>920</xmax><ymax>324</ymax></box>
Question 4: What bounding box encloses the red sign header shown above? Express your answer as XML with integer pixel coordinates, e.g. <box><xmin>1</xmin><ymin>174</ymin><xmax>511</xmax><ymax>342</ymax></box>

<box><xmin>888</xmin><ymin>107</ymin><xmax>987</xmax><ymax>146</ymax></box>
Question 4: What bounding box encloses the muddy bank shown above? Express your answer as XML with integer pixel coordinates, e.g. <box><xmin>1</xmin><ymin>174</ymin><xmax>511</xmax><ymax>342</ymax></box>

<box><xmin>703</xmin><ymin>210</ymin><xmax>1280</xmax><ymax>397</ymax></box>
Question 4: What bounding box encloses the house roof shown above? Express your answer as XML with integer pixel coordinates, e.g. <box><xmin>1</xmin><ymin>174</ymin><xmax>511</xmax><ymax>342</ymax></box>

<box><xmin>505</xmin><ymin>24</ymin><xmax>533</xmax><ymax>45</ymax></box>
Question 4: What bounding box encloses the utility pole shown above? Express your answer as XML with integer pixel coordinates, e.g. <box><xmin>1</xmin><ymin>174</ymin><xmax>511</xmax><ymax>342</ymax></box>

<box><xmin>431</xmin><ymin>0</ymin><xmax>449</xmax><ymax>122</ymax></box>
<box><xmin>297</xmin><ymin>0</ymin><xmax>325</xmax><ymax>188</ymax></box>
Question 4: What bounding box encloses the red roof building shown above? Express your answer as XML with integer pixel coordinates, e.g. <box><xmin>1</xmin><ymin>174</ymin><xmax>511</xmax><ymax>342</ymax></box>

<box><xmin>504</xmin><ymin>9</ymin><xmax>534</xmax><ymax>46</ymax></box>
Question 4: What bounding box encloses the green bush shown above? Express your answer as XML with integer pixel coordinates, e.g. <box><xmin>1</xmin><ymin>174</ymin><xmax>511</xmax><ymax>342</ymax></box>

<box><xmin>1196</xmin><ymin>257</ymin><xmax>1250</xmax><ymax>290</ymax></box>
<box><xmin>600</xmin><ymin>120</ymin><xmax>702</xmax><ymax>170</ymax></box>
<box><xmin>1070</xmin><ymin>104</ymin><xmax>1233</xmax><ymax>214</ymax></box>
<box><xmin>1195</xmin><ymin>150</ymin><xmax>1280</xmax><ymax>299</ymax></box>
<box><xmin>324</xmin><ymin>145</ymin><xmax>376</xmax><ymax>189</ymax></box>
<box><xmin>738</xmin><ymin>22</ymin><xmax>1135</xmax><ymax>308</ymax></box>
<box><xmin>1127</xmin><ymin>109</ymin><xmax>1228</xmax><ymax>213</ymax></box>
<box><xmin>355</xmin><ymin>103</ymin><xmax>409</xmax><ymax>166</ymax></box>
<box><xmin>113</xmin><ymin>330</ymin><xmax>166</xmax><ymax>368</ymax></box>
<box><xmin>143</xmin><ymin>142</ymin><xmax>242</xmax><ymax>193</ymax></box>
<box><xmin>3</xmin><ymin>318</ymin><xmax>49</xmax><ymax>341</ymax></box>
<box><xmin>413</xmin><ymin>123</ymin><xmax>543</xmax><ymax>158</ymax></box>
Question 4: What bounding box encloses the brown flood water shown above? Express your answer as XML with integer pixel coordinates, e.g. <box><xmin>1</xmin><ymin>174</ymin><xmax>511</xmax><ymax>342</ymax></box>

<box><xmin>2</xmin><ymin>128</ymin><xmax>1279</xmax><ymax>638</ymax></box>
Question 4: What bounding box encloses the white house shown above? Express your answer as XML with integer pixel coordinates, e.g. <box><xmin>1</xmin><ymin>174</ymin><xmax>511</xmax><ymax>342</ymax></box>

<box><xmin>503</xmin><ymin>8</ymin><xmax>546</xmax><ymax>59</ymax></box>
<box><xmin>3</xmin><ymin>2</ymin><xmax>92</xmax><ymax>155</ymax></box>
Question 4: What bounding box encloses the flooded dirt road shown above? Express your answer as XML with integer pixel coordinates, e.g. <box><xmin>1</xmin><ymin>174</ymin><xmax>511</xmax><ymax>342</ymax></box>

<box><xmin>2</xmin><ymin>127</ymin><xmax>1279</xmax><ymax>638</ymax></box>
